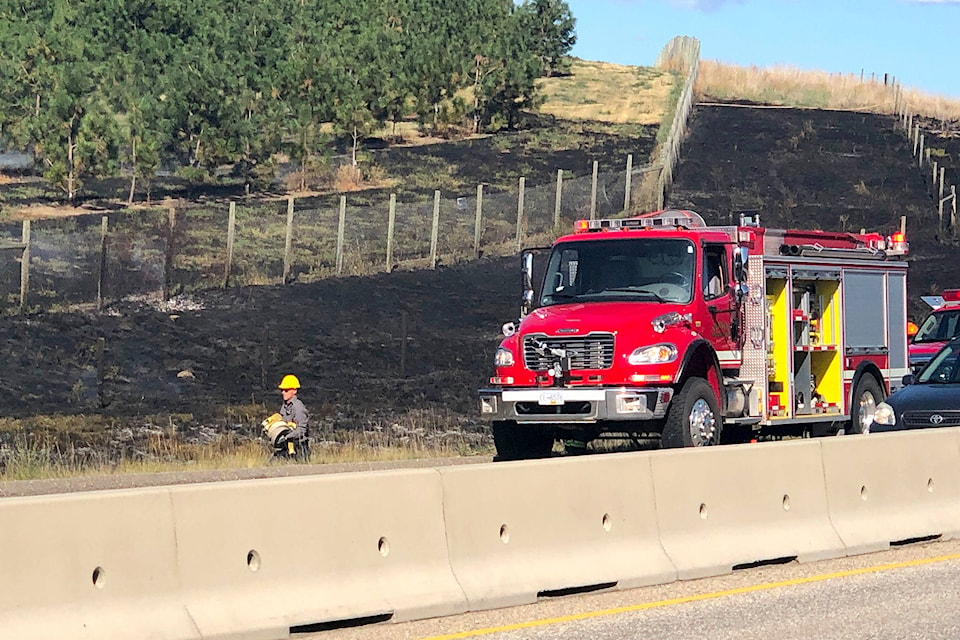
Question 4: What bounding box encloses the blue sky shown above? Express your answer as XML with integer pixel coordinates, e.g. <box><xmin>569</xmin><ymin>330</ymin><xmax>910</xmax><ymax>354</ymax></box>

<box><xmin>564</xmin><ymin>0</ymin><xmax>960</xmax><ymax>100</ymax></box>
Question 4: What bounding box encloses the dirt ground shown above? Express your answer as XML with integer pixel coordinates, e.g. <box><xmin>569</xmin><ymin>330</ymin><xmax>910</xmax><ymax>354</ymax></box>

<box><xmin>1</xmin><ymin>102</ymin><xmax>958</xmax><ymax>461</ymax></box>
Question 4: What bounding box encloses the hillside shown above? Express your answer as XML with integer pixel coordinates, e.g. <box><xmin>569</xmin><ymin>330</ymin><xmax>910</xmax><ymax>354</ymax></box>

<box><xmin>2</xmin><ymin>59</ymin><xmax>960</xmax><ymax>473</ymax></box>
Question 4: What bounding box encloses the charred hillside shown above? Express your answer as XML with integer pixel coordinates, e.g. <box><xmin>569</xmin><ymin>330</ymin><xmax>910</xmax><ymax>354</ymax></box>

<box><xmin>667</xmin><ymin>103</ymin><xmax>957</xmax><ymax>321</ymax></box>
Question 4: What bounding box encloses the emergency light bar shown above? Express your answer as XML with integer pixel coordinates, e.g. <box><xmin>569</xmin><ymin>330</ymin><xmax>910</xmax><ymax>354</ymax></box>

<box><xmin>575</xmin><ymin>209</ymin><xmax>707</xmax><ymax>233</ymax></box>
<box><xmin>943</xmin><ymin>289</ymin><xmax>960</xmax><ymax>304</ymax></box>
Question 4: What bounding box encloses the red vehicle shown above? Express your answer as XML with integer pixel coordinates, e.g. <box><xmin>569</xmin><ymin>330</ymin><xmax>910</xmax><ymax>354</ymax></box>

<box><xmin>908</xmin><ymin>290</ymin><xmax>960</xmax><ymax>373</ymax></box>
<box><xmin>479</xmin><ymin>210</ymin><xmax>910</xmax><ymax>459</ymax></box>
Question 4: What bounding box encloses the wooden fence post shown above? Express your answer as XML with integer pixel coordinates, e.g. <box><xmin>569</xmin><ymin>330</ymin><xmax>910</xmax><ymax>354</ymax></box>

<box><xmin>918</xmin><ymin>133</ymin><xmax>925</xmax><ymax>167</ymax></box>
<box><xmin>515</xmin><ymin>177</ymin><xmax>525</xmax><ymax>252</ymax></box>
<box><xmin>554</xmin><ymin>169</ymin><xmax>563</xmax><ymax>231</ymax></box>
<box><xmin>624</xmin><ymin>154</ymin><xmax>633</xmax><ymax>213</ymax></box>
<box><xmin>337</xmin><ymin>195</ymin><xmax>346</xmax><ymax>275</ymax></box>
<box><xmin>951</xmin><ymin>186</ymin><xmax>957</xmax><ymax>236</ymax></box>
<box><xmin>474</xmin><ymin>184</ymin><xmax>484</xmax><ymax>259</ymax></box>
<box><xmin>386</xmin><ymin>193</ymin><xmax>396</xmax><ymax>273</ymax></box>
<box><xmin>19</xmin><ymin>219</ymin><xmax>30</xmax><ymax>313</ymax></box>
<box><xmin>430</xmin><ymin>190</ymin><xmax>441</xmax><ymax>269</ymax></box>
<box><xmin>590</xmin><ymin>160</ymin><xmax>599</xmax><ymax>220</ymax></box>
<box><xmin>282</xmin><ymin>196</ymin><xmax>294</xmax><ymax>284</ymax></box>
<box><xmin>224</xmin><ymin>202</ymin><xmax>236</xmax><ymax>288</ymax></box>
<box><xmin>163</xmin><ymin>207</ymin><xmax>175</xmax><ymax>301</ymax></box>
<box><xmin>97</xmin><ymin>216</ymin><xmax>108</xmax><ymax>311</ymax></box>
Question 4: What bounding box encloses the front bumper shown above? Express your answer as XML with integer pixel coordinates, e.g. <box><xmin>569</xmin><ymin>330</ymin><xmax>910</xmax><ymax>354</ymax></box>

<box><xmin>478</xmin><ymin>387</ymin><xmax>674</xmax><ymax>423</ymax></box>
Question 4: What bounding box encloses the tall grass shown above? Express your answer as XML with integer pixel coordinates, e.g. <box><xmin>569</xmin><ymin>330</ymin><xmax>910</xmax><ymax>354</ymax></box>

<box><xmin>697</xmin><ymin>60</ymin><xmax>960</xmax><ymax>122</ymax></box>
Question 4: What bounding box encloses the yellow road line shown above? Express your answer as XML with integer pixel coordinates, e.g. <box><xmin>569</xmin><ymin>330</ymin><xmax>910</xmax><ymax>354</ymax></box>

<box><xmin>424</xmin><ymin>552</ymin><xmax>960</xmax><ymax>640</ymax></box>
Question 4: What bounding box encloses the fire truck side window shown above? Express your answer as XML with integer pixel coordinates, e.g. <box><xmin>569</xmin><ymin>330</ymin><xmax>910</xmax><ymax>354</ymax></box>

<box><xmin>703</xmin><ymin>246</ymin><xmax>727</xmax><ymax>299</ymax></box>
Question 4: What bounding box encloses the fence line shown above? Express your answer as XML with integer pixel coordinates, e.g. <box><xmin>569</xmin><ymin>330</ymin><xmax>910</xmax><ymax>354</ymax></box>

<box><xmin>654</xmin><ymin>35</ymin><xmax>701</xmax><ymax>211</ymax></box>
<box><xmin>893</xmin><ymin>80</ymin><xmax>959</xmax><ymax>239</ymax></box>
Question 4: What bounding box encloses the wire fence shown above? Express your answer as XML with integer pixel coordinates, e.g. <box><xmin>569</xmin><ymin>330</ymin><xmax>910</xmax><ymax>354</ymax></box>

<box><xmin>0</xmin><ymin>159</ymin><xmax>660</xmax><ymax>312</ymax></box>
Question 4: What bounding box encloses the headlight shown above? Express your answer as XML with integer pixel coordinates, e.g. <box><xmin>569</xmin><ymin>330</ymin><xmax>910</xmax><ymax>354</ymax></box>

<box><xmin>873</xmin><ymin>402</ymin><xmax>896</xmax><ymax>426</ymax></box>
<box><xmin>628</xmin><ymin>343</ymin><xmax>678</xmax><ymax>365</ymax></box>
<box><xmin>494</xmin><ymin>347</ymin><xmax>515</xmax><ymax>367</ymax></box>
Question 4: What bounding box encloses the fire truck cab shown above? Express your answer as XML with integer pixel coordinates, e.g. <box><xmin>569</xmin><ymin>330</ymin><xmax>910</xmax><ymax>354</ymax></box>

<box><xmin>909</xmin><ymin>289</ymin><xmax>960</xmax><ymax>373</ymax></box>
<box><xmin>479</xmin><ymin>210</ymin><xmax>910</xmax><ymax>460</ymax></box>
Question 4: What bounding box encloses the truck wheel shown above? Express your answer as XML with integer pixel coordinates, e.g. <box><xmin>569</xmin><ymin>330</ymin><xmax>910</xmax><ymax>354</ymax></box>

<box><xmin>846</xmin><ymin>375</ymin><xmax>884</xmax><ymax>435</ymax></box>
<box><xmin>492</xmin><ymin>421</ymin><xmax>555</xmax><ymax>461</ymax></box>
<box><xmin>660</xmin><ymin>378</ymin><xmax>721</xmax><ymax>448</ymax></box>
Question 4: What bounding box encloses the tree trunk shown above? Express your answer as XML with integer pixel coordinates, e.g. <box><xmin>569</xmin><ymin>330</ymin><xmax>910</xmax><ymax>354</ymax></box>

<box><xmin>127</xmin><ymin>137</ymin><xmax>137</xmax><ymax>205</ymax></box>
<box><xmin>351</xmin><ymin>126</ymin><xmax>359</xmax><ymax>166</ymax></box>
<box><xmin>66</xmin><ymin>129</ymin><xmax>76</xmax><ymax>202</ymax></box>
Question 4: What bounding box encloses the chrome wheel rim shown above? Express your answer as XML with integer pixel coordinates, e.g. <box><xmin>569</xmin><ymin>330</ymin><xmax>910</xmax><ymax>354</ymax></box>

<box><xmin>858</xmin><ymin>391</ymin><xmax>877</xmax><ymax>433</ymax></box>
<box><xmin>689</xmin><ymin>398</ymin><xmax>718</xmax><ymax>446</ymax></box>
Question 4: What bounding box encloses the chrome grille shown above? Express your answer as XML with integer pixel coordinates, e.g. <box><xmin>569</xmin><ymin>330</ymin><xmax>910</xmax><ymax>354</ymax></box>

<box><xmin>902</xmin><ymin>411</ymin><xmax>960</xmax><ymax>428</ymax></box>
<box><xmin>522</xmin><ymin>333</ymin><xmax>615</xmax><ymax>371</ymax></box>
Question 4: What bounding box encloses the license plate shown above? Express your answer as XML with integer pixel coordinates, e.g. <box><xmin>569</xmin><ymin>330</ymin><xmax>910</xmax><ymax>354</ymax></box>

<box><xmin>539</xmin><ymin>391</ymin><xmax>565</xmax><ymax>406</ymax></box>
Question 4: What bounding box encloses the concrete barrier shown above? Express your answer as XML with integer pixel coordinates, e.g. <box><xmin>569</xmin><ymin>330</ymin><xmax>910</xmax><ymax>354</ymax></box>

<box><xmin>0</xmin><ymin>488</ymin><xmax>199</xmax><ymax>640</ymax></box>
<box><xmin>8</xmin><ymin>429</ymin><xmax>960</xmax><ymax>638</ymax></box>
<box><xmin>170</xmin><ymin>469</ymin><xmax>466</xmax><ymax>639</ymax></box>
<box><xmin>651</xmin><ymin>439</ymin><xmax>844</xmax><ymax>580</ymax></box>
<box><xmin>820</xmin><ymin>428</ymin><xmax>960</xmax><ymax>555</ymax></box>
<box><xmin>439</xmin><ymin>452</ymin><xmax>676</xmax><ymax>610</ymax></box>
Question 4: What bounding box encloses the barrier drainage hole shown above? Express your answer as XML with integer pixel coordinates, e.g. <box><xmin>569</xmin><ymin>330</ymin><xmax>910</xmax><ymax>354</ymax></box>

<box><xmin>860</xmin><ymin>485</ymin><xmax>869</xmax><ymax>501</ymax></box>
<box><xmin>377</xmin><ymin>537</ymin><xmax>390</xmax><ymax>557</ymax></box>
<box><xmin>602</xmin><ymin>513</ymin><xmax>612</xmax><ymax>532</ymax></box>
<box><xmin>499</xmin><ymin>524</ymin><xmax>510</xmax><ymax>544</ymax></box>
<box><xmin>247</xmin><ymin>550</ymin><xmax>261</xmax><ymax>572</ymax></box>
<box><xmin>699</xmin><ymin>503</ymin><xmax>708</xmax><ymax>520</ymax></box>
<box><xmin>782</xmin><ymin>494</ymin><xmax>791</xmax><ymax>511</ymax></box>
<box><xmin>92</xmin><ymin>566</ymin><xmax>105</xmax><ymax>589</ymax></box>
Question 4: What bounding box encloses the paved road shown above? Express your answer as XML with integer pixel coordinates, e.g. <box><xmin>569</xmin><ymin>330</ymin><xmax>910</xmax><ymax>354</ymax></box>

<box><xmin>313</xmin><ymin>538</ymin><xmax>960</xmax><ymax>640</ymax></box>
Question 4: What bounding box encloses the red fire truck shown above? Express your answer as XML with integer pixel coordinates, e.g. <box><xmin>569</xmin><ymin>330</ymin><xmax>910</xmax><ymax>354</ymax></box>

<box><xmin>908</xmin><ymin>290</ymin><xmax>960</xmax><ymax>373</ymax></box>
<box><xmin>479</xmin><ymin>210</ymin><xmax>910</xmax><ymax>460</ymax></box>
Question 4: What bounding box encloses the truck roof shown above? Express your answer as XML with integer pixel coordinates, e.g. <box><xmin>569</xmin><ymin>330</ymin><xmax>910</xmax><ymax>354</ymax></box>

<box><xmin>557</xmin><ymin>209</ymin><xmax>908</xmax><ymax>260</ymax></box>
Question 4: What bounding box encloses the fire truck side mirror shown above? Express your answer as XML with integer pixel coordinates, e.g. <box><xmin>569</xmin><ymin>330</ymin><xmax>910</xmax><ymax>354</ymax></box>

<box><xmin>521</xmin><ymin>251</ymin><xmax>535</xmax><ymax>317</ymax></box>
<box><xmin>733</xmin><ymin>247</ymin><xmax>749</xmax><ymax>298</ymax></box>
<box><xmin>734</xmin><ymin>246</ymin><xmax>749</xmax><ymax>282</ymax></box>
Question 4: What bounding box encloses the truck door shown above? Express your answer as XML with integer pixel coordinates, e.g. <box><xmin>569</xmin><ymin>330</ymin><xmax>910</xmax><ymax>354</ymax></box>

<box><xmin>701</xmin><ymin>243</ymin><xmax>740</xmax><ymax>353</ymax></box>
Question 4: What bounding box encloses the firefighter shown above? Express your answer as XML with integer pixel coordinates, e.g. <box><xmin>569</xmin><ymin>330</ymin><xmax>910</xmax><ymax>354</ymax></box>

<box><xmin>276</xmin><ymin>374</ymin><xmax>310</xmax><ymax>460</ymax></box>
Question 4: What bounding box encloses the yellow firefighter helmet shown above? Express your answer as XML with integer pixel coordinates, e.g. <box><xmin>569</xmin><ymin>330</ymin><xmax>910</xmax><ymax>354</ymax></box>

<box><xmin>278</xmin><ymin>374</ymin><xmax>301</xmax><ymax>390</ymax></box>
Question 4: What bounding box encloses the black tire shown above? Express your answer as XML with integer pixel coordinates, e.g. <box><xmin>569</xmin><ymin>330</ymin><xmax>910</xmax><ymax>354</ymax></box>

<box><xmin>660</xmin><ymin>378</ymin><xmax>722</xmax><ymax>449</ymax></box>
<box><xmin>492</xmin><ymin>421</ymin><xmax>555</xmax><ymax>461</ymax></box>
<box><xmin>846</xmin><ymin>374</ymin><xmax>884</xmax><ymax>435</ymax></box>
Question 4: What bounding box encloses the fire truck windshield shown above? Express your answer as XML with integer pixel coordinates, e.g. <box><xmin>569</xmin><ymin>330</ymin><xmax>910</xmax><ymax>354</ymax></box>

<box><xmin>540</xmin><ymin>238</ymin><xmax>696</xmax><ymax>306</ymax></box>
<box><xmin>914</xmin><ymin>309</ymin><xmax>960</xmax><ymax>344</ymax></box>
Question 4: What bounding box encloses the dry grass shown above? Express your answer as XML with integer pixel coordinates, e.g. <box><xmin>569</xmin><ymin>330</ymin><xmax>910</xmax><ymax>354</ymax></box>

<box><xmin>0</xmin><ymin>405</ymin><xmax>492</xmax><ymax>481</ymax></box>
<box><xmin>537</xmin><ymin>59</ymin><xmax>676</xmax><ymax>125</ymax></box>
<box><xmin>697</xmin><ymin>60</ymin><xmax>960</xmax><ymax>122</ymax></box>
